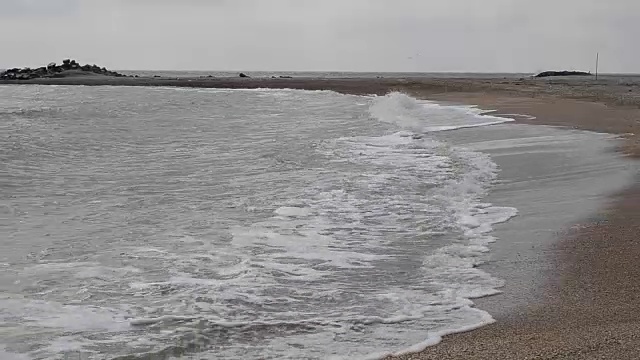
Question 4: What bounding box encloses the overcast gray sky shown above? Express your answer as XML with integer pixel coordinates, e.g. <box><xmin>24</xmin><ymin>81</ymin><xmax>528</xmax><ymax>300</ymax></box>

<box><xmin>0</xmin><ymin>0</ymin><xmax>638</xmax><ymax>73</ymax></box>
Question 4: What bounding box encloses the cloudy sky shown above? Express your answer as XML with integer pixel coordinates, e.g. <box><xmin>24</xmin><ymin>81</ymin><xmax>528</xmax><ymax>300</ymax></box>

<box><xmin>0</xmin><ymin>0</ymin><xmax>638</xmax><ymax>73</ymax></box>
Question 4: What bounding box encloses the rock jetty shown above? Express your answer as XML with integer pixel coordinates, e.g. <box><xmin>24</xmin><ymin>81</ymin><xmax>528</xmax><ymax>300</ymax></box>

<box><xmin>535</xmin><ymin>70</ymin><xmax>592</xmax><ymax>78</ymax></box>
<box><xmin>0</xmin><ymin>59</ymin><xmax>129</xmax><ymax>80</ymax></box>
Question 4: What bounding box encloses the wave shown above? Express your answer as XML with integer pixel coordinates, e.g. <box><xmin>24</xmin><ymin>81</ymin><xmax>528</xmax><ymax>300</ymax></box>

<box><xmin>355</xmin><ymin>92</ymin><xmax>518</xmax><ymax>357</ymax></box>
<box><xmin>369</xmin><ymin>92</ymin><xmax>513</xmax><ymax>132</ymax></box>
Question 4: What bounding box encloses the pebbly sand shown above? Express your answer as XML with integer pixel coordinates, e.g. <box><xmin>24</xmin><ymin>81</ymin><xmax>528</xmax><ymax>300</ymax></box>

<box><xmin>3</xmin><ymin>74</ymin><xmax>640</xmax><ymax>359</ymax></box>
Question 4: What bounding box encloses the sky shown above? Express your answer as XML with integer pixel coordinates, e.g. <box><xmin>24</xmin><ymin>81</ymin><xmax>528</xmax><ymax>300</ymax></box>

<box><xmin>0</xmin><ymin>0</ymin><xmax>638</xmax><ymax>73</ymax></box>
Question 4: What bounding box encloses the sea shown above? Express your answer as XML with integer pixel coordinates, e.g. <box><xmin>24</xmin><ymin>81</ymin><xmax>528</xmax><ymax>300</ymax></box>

<box><xmin>1</xmin><ymin>84</ymin><xmax>636</xmax><ymax>360</ymax></box>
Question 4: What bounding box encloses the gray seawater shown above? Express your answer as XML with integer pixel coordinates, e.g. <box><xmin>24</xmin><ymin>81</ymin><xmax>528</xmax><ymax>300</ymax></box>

<box><xmin>1</xmin><ymin>86</ymin><xmax>633</xmax><ymax>360</ymax></box>
<box><xmin>1</xmin><ymin>87</ymin><xmax>520</xmax><ymax>359</ymax></box>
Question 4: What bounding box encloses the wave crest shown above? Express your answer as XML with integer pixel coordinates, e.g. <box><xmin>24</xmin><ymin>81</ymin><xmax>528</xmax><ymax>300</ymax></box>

<box><xmin>369</xmin><ymin>92</ymin><xmax>513</xmax><ymax>132</ymax></box>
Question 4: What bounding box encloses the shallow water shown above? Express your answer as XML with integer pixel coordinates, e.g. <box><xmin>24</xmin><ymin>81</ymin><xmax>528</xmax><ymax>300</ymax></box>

<box><xmin>0</xmin><ymin>86</ymin><xmax>632</xmax><ymax>360</ymax></box>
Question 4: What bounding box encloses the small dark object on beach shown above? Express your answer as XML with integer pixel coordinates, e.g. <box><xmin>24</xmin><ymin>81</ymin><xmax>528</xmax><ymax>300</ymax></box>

<box><xmin>154</xmin><ymin>75</ymin><xmax>161</xmax><ymax>78</ymax></box>
<box><xmin>239</xmin><ymin>73</ymin><xmax>250</xmax><ymax>78</ymax></box>
<box><xmin>279</xmin><ymin>76</ymin><xmax>293</xmax><ymax>79</ymax></box>
<box><xmin>535</xmin><ymin>70</ymin><xmax>591</xmax><ymax>78</ymax></box>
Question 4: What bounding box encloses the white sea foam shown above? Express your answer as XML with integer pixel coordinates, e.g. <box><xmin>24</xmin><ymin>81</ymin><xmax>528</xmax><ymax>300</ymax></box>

<box><xmin>214</xmin><ymin>90</ymin><xmax>517</xmax><ymax>358</ymax></box>
<box><xmin>274</xmin><ymin>206</ymin><xmax>313</xmax><ymax>217</ymax></box>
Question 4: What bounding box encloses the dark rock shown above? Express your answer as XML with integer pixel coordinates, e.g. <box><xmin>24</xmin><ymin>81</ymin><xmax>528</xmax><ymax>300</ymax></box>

<box><xmin>279</xmin><ymin>76</ymin><xmax>292</xmax><ymax>79</ymax></box>
<box><xmin>535</xmin><ymin>70</ymin><xmax>591</xmax><ymax>78</ymax></box>
<box><xmin>1</xmin><ymin>59</ymin><xmax>129</xmax><ymax>80</ymax></box>
<box><xmin>239</xmin><ymin>73</ymin><xmax>250</xmax><ymax>78</ymax></box>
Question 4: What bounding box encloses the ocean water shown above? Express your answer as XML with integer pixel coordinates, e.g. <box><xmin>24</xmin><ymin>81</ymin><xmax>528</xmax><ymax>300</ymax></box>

<box><xmin>0</xmin><ymin>85</ymin><xmax>544</xmax><ymax>360</ymax></box>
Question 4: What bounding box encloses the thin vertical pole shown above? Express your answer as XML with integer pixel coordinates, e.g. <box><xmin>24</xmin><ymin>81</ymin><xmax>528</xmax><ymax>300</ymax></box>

<box><xmin>595</xmin><ymin>52</ymin><xmax>599</xmax><ymax>80</ymax></box>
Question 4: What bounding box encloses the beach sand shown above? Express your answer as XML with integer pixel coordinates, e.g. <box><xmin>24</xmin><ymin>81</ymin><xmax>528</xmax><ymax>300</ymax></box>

<box><xmin>3</xmin><ymin>74</ymin><xmax>640</xmax><ymax>359</ymax></box>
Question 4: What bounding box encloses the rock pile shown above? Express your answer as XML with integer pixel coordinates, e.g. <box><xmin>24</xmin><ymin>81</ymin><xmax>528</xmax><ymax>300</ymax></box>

<box><xmin>0</xmin><ymin>59</ymin><xmax>130</xmax><ymax>80</ymax></box>
<box><xmin>535</xmin><ymin>70</ymin><xmax>592</xmax><ymax>78</ymax></box>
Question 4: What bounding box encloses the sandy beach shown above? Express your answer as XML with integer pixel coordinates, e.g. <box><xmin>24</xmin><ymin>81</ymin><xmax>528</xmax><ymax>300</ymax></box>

<box><xmin>3</xmin><ymin>74</ymin><xmax>640</xmax><ymax>359</ymax></box>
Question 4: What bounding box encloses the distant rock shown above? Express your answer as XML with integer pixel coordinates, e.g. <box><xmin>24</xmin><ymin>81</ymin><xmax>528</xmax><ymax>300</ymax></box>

<box><xmin>279</xmin><ymin>75</ymin><xmax>292</xmax><ymax>79</ymax></box>
<box><xmin>0</xmin><ymin>59</ymin><xmax>131</xmax><ymax>80</ymax></box>
<box><xmin>239</xmin><ymin>73</ymin><xmax>250</xmax><ymax>78</ymax></box>
<box><xmin>535</xmin><ymin>70</ymin><xmax>591</xmax><ymax>78</ymax></box>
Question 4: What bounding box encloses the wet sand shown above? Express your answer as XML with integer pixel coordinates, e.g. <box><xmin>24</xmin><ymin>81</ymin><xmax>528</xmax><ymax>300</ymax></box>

<box><xmin>3</xmin><ymin>74</ymin><xmax>640</xmax><ymax>359</ymax></box>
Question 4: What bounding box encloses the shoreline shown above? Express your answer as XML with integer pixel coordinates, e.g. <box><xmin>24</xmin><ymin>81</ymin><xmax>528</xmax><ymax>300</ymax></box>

<box><xmin>389</xmin><ymin>91</ymin><xmax>640</xmax><ymax>358</ymax></box>
<box><xmin>3</xmin><ymin>76</ymin><xmax>640</xmax><ymax>358</ymax></box>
